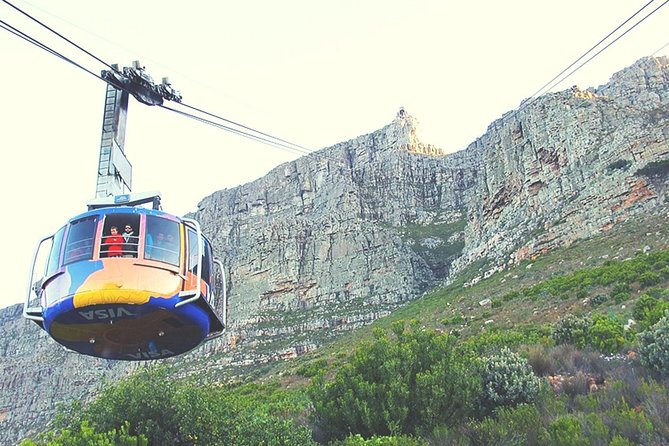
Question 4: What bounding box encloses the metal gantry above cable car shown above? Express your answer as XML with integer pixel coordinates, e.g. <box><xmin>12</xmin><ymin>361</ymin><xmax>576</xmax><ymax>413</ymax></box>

<box><xmin>101</xmin><ymin>60</ymin><xmax>182</xmax><ymax>106</ymax></box>
<box><xmin>24</xmin><ymin>64</ymin><xmax>227</xmax><ymax>361</ymax></box>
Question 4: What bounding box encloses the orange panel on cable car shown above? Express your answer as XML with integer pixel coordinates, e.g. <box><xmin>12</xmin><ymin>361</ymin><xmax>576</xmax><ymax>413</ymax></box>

<box><xmin>24</xmin><ymin>201</ymin><xmax>226</xmax><ymax>361</ymax></box>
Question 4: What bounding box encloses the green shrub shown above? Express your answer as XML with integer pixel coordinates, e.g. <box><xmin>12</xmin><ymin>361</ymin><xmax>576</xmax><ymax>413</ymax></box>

<box><xmin>479</xmin><ymin>347</ymin><xmax>543</xmax><ymax>414</ymax></box>
<box><xmin>552</xmin><ymin>314</ymin><xmax>627</xmax><ymax>355</ymax></box>
<box><xmin>612</xmin><ymin>282</ymin><xmax>631</xmax><ymax>295</ymax></box>
<box><xmin>503</xmin><ymin>290</ymin><xmax>521</xmax><ymax>301</ymax></box>
<box><xmin>660</xmin><ymin>266</ymin><xmax>669</xmax><ymax>279</ymax></box>
<box><xmin>581</xmin><ymin>413</ymin><xmax>610</xmax><ymax>444</ymax></box>
<box><xmin>462</xmin><ymin>403</ymin><xmax>544</xmax><ymax>446</ymax></box>
<box><xmin>296</xmin><ymin>358</ymin><xmax>328</xmax><ymax>377</ymax></box>
<box><xmin>539</xmin><ymin>415</ymin><xmax>587</xmax><ymax>446</ymax></box>
<box><xmin>605</xmin><ymin>404</ymin><xmax>654</xmax><ymax>444</ymax></box>
<box><xmin>21</xmin><ymin>421</ymin><xmax>147</xmax><ymax>446</ymax></box>
<box><xmin>590</xmin><ymin>294</ymin><xmax>609</xmax><ymax>306</ymax></box>
<box><xmin>609</xmin><ymin>435</ymin><xmax>634</xmax><ymax>446</ymax></box>
<box><xmin>639</xmin><ymin>271</ymin><xmax>662</xmax><ymax>287</ymax></box>
<box><xmin>50</xmin><ymin>367</ymin><xmax>315</xmax><ymax>446</ymax></box>
<box><xmin>633</xmin><ymin>294</ymin><xmax>669</xmax><ymax>331</ymax></box>
<box><xmin>589</xmin><ymin>314</ymin><xmax>626</xmax><ymax>354</ymax></box>
<box><xmin>612</xmin><ymin>282</ymin><xmax>631</xmax><ymax>303</ymax></box>
<box><xmin>638</xmin><ymin>311</ymin><xmax>669</xmax><ymax>375</ymax></box>
<box><xmin>309</xmin><ymin>322</ymin><xmax>479</xmax><ymax>442</ymax></box>
<box><xmin>330</xmin><ymin>434</ymin><xmax>428</xmax><ymax>445</ymax></box>
<box><xmin>612</xmin><ymin>291</ymin><xmax>631</xmax><ymax>304</ymax></box>
<box><xmin>463</xmin><ymin>326</ymin><xmax>550</xmax><ymax>354</ymax></box>
<box><xmin>552</xmin><ymin>315</ymin><xmax>590</xmax><ymax>349</ymax></box>
<box><xmin>575</xmin><ymin>288</ymin><xmax>588</xmax><ymax>300</ymax></box>
<box><xmin>526</xmin><ymin>345</ymin><xmax>557</xmax><ymax>377</ymax></box>
<box><xmin>637</xmin><ymin>380</ymin><xmax>669</xmax><ymax>443</ymax></box>
<box><xmin>442</xmin><ymin>314</ymin><xmax>465</xmax><ymax>326</ymax></box>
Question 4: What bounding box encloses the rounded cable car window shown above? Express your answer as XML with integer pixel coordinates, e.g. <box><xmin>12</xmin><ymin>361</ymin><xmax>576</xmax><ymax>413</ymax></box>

<box><xmin>202</xmin><ymin>238</ymin><xmax>213</xmax><ymax>283</ymax></box>
<box><xmin>187</xmin><ymin>228</ymin><xmax>199</xmax><ymax>273</ymax></box>
<box><xmin>45</xmin><ymin>226</ymin><xmax>66</xmax><ymax>277</ymax></box>
<box><xmin>100</xmin><ymin>214</ymin><xmax>141</xmax><ymax>258</ymax></box>
<box><xmin>187</xmin><ymin>230</ymin><xmax>212</xmax><ymax>279</ymax></box>
<box><xmin>63</xmin><ymin>217</ymin><xmax>97</xmax><ymax>264</ymax></box>
<box><xmin>145</xmin><ymin>215</ymin><xmax>180</xmax><ymax>265</ymax></box>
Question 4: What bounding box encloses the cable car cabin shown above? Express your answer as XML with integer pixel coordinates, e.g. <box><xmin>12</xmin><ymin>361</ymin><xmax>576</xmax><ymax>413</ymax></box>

<box><xmin>24</xmin><ymin>205</ymin><xmax>227</xmax><ymax>361</ymax></box>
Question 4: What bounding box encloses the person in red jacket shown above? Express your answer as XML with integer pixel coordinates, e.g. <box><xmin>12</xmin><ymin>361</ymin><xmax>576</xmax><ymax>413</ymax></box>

<box><xmin>104</xmin><ymin>226</ymin><xmax>124</xmax><ymax>257</ymax></box>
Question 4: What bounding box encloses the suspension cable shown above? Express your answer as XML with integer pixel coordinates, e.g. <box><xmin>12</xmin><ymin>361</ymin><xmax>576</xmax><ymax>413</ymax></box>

<box><xmin>1</xmin><ymin>0</ymin><xmax>116</xmax><ymax>71</ymax></box>
<box><xmin>0</xmin><ymin>18</ymin><xmax>106</xmax><ymax>82</ymax></box>
<box><xmin>510</xmin><ymin>0</ymin><xmax>668</xmax><ymax>120</ymax></box>
<box><xmin>159</xmin><ymin>104</ymin><xmax>321</xmax><ymax>158</ymax></box>
<box><xmin>179</xmin><ymin>102</ymin><xmax>313</xmax><ymax>153</ymax></box>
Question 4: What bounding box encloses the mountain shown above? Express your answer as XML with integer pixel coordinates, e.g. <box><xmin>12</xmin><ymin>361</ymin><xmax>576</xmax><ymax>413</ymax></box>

<box><xmin>1</xmin><ymin>56</ymin><xmax>668</xmax><ymax>445</ymax></box>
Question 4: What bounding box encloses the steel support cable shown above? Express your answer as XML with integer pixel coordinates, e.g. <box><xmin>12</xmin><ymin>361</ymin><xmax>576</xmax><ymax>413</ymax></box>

<box><xmin>2</xmin><ymin>0</ymin><xmax>313</xmax><ymax>156</ymax></box>
<box><xmin>2</xmin><ymin>1</ymin><xmax>320</xmax><ymax>160</ymax></box>
<box><xmin>1</xmin><ymin>0</ymin><xmax>116</xmax><ymax>71</ymax></box>
<box><xmin>539</xmin><ymin>0</ymin><xmax>669</xmax><ymax>96</ymax></box>
<box><xmin>3</xmin><ymin>19</ymin><xmax>320</xmax><ymax>160</ymax></box>
<box><xmin>0</xmin><ymin>18</ymin><xmax>105</xmax><ymax>82</ymax></box>
<box><xmin>0</xmin><ymin>19</ymin><xmax>54</xmax><ymax>53</ymax></box>
<box><xmin>510</xmin><ymin>0</ymin><xmax>669</xmax><ymax>121</ymax></box>
<box><xmin>2</xmin><ymin>15</ymin><xmax>319</xmax><ymax>160</ymax></box>
<box><xmin>179</xmin><ymin>101</ymin><xmax>313</xmax><ymax>154</ymax></box>
<box><xmin>159</xmin><ymin>104</ymin><xmax>318</xmax><ymax>157</ymax></box>
<box><xmin>652</xmin><ymin>40</ymin><xmax>669</xmax><ymax>56</ymax></box>
<box><xmin>3</xmin><ymin>0</ymin><xmax>310</xmax><ymax>155</ymax></box>
<box><xmin>524</xmin><ymin>0</ymin><xmax>657</xmax><ymax>104</ymax></box>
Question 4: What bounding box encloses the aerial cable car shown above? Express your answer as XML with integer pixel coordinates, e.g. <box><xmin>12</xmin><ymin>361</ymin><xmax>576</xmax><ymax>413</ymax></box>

<box><xmin>23</xmin><ymin>63</ymin><xmax>225</xmax><ymax>361</ymax></box>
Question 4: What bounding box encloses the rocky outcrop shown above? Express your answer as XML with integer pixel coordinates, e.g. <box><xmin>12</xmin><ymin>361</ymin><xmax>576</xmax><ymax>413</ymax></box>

<box><xmin>194</xmin><ymin>58</ymin><xmax>669</xmax><ymax>361</ymax></box>
<box><xmin>1</xmin><ymin>56</ymin><xmax>668</xmax><ymax>445</ymax></box>
<box><xmin>457</xmin><ymin>57</ymin><xmax>669</xmax><ymax>272</ymax></box>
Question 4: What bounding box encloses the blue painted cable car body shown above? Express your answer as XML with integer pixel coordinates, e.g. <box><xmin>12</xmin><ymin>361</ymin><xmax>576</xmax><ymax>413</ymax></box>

<box><xmin>25</xmin><ymin>205</ymin><xmax>226</xmax><ymax>360</ymax></box>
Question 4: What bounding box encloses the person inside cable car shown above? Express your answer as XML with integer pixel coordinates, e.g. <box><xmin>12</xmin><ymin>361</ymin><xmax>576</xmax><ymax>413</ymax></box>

<box><xmin>144</xmin><ymin>216</ymin><xmax>181</xmax><ymax>265</ymax></box>
<box><xmin>122</xmin><ymin>223</ymin><xmax>137</xmax><ymax>257</ymax></box>
<box><xmin>103</xmin><ymin>226</ymin><xmax>123</xmax><ymax>257</ymax></box>
<box><xmin>146</xmin><ymin>231</ymin><xmax>165</xmax><ymax>261</ymax></box>
<box><xmin>163</xmin><ymin>233</ymin><xmax>179</xmax><ymax>264</ymax></box>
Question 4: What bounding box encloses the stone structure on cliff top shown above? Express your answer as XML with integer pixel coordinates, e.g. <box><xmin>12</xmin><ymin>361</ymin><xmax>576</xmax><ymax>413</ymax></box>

<box><xmin>1</xmin><ymin>56</ymin><xmax>668</xmax><ymax>444</ymax></box>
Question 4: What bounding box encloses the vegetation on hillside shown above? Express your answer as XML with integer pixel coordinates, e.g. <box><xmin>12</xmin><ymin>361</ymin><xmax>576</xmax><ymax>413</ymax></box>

<box><xmin>22</xmin><ymin>367</ymin><xmax>315</xmax><ymax>446</ymax></box>
<box><xmin>21</xmin><ymin>218</ymin><xmax>669</xmax><ymax>445</ymax></box>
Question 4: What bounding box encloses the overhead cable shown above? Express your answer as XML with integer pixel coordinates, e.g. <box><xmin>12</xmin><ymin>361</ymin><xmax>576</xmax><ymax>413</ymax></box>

<box><xmin>0</xmin><ymin>0</ymin><xmax>315</xmax><ymax>158</ymax></box>
<box><xmin>540</xmin><ymin>0</ymin><xmax>669</xmax><ymax>94</ymax></box>
<box><xmin>159</xmin><ymin>104</ymin><xmax>320</xmax><ymax>157</ymax></box>
<box><xmin>524</xmin><ymin>0</ymin><xmax>657</xmax><ymax>103</ymax></box>
<box><xmin>0</xmin><ymin>18</ymin><xmax>105</xmax><ymax>82</ymax></box>
<box><xmin>179</xmin><ymin>102</ymin><xmax>313</xmax><ymax>154</ymax></box>
<box><xmin>651</xmin><ymin>39</ymin><xmax>669</xmax><ymax>56</ymax></box>
<box><xmin>1</xmin><ymin>0</ymin><xmax>116</xmax><ymax>71</ymax></box>
<box><xmin>511</xmin><ymin>0</ymin><xmax>668</xmax><ymax>119</ymax></box>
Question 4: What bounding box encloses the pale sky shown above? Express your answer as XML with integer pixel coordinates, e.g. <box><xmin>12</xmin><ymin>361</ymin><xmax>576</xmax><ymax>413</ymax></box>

<box><xmin>1</xmin><ymin>0</ymin><xmax>667</xmax><ymax>309</ymax></box>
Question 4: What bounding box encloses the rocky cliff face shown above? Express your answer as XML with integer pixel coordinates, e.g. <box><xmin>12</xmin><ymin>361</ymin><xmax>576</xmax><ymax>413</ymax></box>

<box><xmin>458</xmin><ymin>59</ymin><xmax>669</xmax><ymax>274</ymax></box>
<box><xmin>1</xmin><ymin>56</ymin><xmax>668</xmax><ymax>445</ymax></box>
<box><xmin>192</xmin><ymin>109</ymin><xmax>476</xmax><ymax>364</ymax></box>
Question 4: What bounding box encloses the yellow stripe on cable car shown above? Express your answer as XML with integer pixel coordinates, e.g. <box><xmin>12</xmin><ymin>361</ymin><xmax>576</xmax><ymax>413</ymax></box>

<box><xmin>73</xmin><ymin>288</ymin><xmax>153</xmax><ymax>307</ymax></box>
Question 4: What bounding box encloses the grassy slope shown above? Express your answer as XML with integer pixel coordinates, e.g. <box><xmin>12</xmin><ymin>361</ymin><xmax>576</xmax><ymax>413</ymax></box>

<box><xmin>276</xmin><ymin>206</ymin><xmax>669</xmax><ymax>378</ymax></box>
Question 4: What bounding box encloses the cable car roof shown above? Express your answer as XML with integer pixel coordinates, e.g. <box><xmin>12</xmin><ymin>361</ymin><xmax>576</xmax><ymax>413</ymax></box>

<box><xmin>69</xmin><ymin>205</ymin><xmax>180</xmax><ymax>222</ymax></box>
